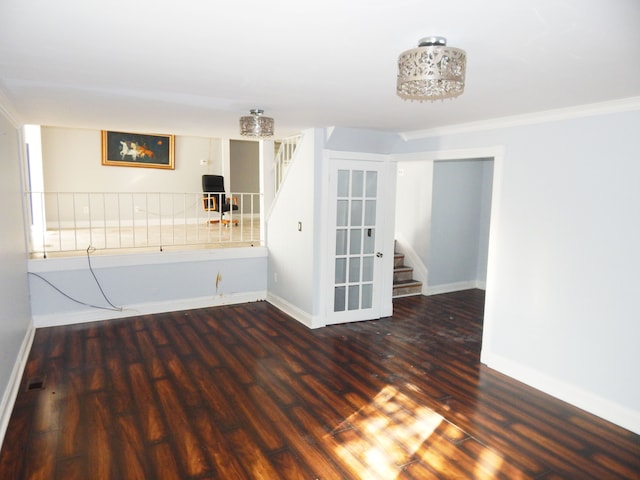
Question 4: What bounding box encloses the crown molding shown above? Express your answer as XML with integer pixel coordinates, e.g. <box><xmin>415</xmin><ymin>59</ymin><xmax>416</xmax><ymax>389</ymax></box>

<box><xmin>0</xmin><ymin>86</ymin><xmax>22</xmax><ymax>128</ymax></box>
<box><xmin>400</xmin><ymin>96</ymin><xmax>640</xmax><ymax>141</ymax></box>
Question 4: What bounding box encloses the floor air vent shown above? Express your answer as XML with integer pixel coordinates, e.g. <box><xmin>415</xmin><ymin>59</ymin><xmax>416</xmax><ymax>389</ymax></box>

<box><xmin>26</xmin><ymin>376</ymin><xmax>45</xmax><ymax>391</ymax></box>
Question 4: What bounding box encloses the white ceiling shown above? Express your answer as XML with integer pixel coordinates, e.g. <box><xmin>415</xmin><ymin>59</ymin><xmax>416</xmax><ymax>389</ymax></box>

<box><xmin>1</xmin><ymin>0</ymin><xmax>639</xmax><ymax>139</ymax></box>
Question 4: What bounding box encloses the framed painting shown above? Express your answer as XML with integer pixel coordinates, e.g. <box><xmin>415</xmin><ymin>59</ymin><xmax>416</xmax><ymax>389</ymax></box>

<box><xmin>101</xmin><ymin>130</ymin><xmax>175</xmax><ymax>169</ymax></box>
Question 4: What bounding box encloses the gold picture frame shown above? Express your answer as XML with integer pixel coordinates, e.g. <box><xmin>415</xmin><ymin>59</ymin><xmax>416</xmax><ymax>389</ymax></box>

<box><xmin>101</xmin><ymin>130</ymin><xmax>175</xmax><ymax>169</ymax></box>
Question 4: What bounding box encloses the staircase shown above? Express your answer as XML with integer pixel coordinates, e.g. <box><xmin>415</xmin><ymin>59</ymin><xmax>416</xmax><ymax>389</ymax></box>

<box><xmin>274</xmin><ymin>134</ymin><xmax>302</xmax><ymax>193</ymax></box>
<box><xmin>393</xmin><ymin>249</ymin><xmax>423</xmax><ymax>298</ymax></box>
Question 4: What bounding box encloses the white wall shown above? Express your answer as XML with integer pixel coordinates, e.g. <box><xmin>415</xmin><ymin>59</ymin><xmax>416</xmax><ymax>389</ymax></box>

<box><xmin>394</xmin><ymin>160</ymin><xmax>434</xmax><ymax>264</ymax></box>
<box><xmin>29</xmin><ymin>247</ymin><xmax>268</xmax><ymax>327</ymax></box>
<box><xmin>476</xmin><ymin>161</ymin><xmax>494</xmax><ymax>282</ymax></box>
<box><xmin>266</xmin><ymin>130</ymin><xmax>318</xmax><ymax>326</ymax></box>
<box><xmin>394</xmin><ymin>102</ymin><xmax>640</xmax><ymax>434</ymax></box>
<box><xmin>322</xmin><ymin>127</ymin><xmax>401</xmax><ymax>154</ymax></box>
<box><xmin>42</xmin><ymin>126</ymin><xmax>224</xmax><ymax>193</ymax></box>
<box><xmin>429</xmin><ymin>158</ymin><xmax>492</xmax><ymax>288</ymax></box>
<box><xmin>0</xmin><ymin>103</ymin><xmax>34</xmax><ymax>445</ymax></box>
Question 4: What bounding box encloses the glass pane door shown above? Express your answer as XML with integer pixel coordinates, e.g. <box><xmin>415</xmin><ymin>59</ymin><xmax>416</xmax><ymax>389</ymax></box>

<box><xmin>329</xmin><ymin>161</ymin><xmax>383</xmax><ymax>324</ymax></box>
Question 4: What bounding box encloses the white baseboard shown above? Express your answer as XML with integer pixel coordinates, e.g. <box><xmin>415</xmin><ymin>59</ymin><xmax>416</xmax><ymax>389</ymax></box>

<box><xmin>426</xmin><ymin>280</ymin><xmax>485</xmax><ymax>296</ymax></box>
<box><xmin>32</xmin><ymin>291</ymin><xmax>267</xmax><ymax>328</ymax></box>
<box><xmin>266</xmin><ymin>292</ymin><xmax>316</xmax><ymax>329</ymax></box>
<box><xmin>481</xmin><ymin>351</ymin><xmax>640</xmax><ymax>436</ymax></box>
<box><xmin>0</xmin><ymin>324</ymin><xmax>35</xmax><ymax>448</ymax></box>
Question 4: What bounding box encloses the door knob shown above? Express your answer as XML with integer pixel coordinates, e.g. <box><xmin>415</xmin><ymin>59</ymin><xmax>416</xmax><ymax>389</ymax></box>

<box><xmin>376</xmin><ymin>252</ymin><xmax>383</xmax><ymax>258</ymax></box>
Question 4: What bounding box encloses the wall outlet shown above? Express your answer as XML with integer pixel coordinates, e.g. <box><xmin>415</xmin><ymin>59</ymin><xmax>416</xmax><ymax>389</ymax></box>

<box><xmin>134</xmin><ymin>205</ymin><xmax>140</xmax><ymax>213</ymax></box>
<box><xmin>274</xmin><ymin>272</ymin><xmax>278</xmax><ymax>283</ymax></box>
<box><xmin>83</xmin><ymin>206</ymin><xmax>89</xmax><ymax>214</ymax></box>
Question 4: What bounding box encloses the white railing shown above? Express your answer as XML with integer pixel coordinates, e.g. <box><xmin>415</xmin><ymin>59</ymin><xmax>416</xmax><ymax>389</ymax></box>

<box><xmin>274</xmin><ymin>134</ymin><xmax>302</xmax><ymax>193</ymax></box>
<box><xmin>26</xmin><ymin>191</ymin><xmax>263</xmax><ymax>257</ymax></box>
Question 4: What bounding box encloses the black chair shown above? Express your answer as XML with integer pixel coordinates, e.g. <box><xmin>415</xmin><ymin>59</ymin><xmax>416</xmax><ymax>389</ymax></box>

<box><xmin>202</xmin><ymin>175</ymin><xmax>238</xmax><ymax>225</ymax></box>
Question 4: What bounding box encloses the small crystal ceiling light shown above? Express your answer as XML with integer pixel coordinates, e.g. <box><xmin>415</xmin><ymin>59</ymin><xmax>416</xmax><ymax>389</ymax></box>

<box><xmin>239</xmin><ymin>109</ymin><xmax>274</xmax><ymax>138</ymax></box>
<box><xmin>397</xmin><ymin>36</ymin><xmax>466</xmax><ymax>102</ymax></box>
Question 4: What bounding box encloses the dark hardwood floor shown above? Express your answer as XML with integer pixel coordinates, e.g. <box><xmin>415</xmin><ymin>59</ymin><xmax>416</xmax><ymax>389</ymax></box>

<box><xmin>1</xmin><ymin>290</ymin><xmax>638</xmax><ymax>479</ymax></box>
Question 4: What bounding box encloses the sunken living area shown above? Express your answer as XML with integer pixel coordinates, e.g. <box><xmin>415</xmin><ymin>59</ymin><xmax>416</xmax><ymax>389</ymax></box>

<box><xmin>1</xmin><ymin>290</ymin><xmax>638</xmax><ymax>479</ymax></box>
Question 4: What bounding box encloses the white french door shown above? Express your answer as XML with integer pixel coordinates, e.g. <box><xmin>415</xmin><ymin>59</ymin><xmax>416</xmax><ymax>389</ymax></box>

<box><xmin>327</xmin><ymin>160</ymin><xmax>386</xmax><ymax>324</ymax></box>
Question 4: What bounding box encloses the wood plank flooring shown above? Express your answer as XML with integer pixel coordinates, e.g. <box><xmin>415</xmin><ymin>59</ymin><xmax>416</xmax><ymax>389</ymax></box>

<box><xmin>1</xmin><ymin>290</ymin><xmax>638</xmax><ymax>479</ymax></box>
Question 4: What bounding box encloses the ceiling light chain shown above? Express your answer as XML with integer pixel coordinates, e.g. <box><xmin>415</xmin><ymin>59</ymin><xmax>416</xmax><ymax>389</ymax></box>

<box><xmin>397</xmin><ymin>36</ymin><xmax>466</xmax><ymax>102</ymax></box>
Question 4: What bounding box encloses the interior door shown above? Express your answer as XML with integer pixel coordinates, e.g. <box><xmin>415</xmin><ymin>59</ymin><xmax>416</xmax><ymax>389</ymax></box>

<box><xmin>327</xmin><ymin>160</ymin><xmax>385</xmax><ymax>324</ymax></box>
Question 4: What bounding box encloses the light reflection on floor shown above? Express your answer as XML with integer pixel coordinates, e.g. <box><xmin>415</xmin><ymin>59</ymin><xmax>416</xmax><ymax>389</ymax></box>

<box><xmin>328</xmin><ymin>383</ymin><xmax>504</xmax><ymax>479</ymax></box>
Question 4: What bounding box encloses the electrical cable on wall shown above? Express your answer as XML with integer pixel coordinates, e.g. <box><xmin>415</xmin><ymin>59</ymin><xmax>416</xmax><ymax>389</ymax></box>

<box><xmin>28</xmin><ymin>245</ymin><xmax>123</xmax><ymax>312</ymax></box>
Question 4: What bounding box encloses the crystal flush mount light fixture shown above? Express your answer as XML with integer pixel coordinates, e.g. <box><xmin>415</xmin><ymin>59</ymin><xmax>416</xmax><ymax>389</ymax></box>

<box><xmin>397</xmin><ymin>36</ymin><xmax>466</xmax><ymax>101</ymax></box>
<box><xmin>239</xmin><ymin>109</ymin><xmax>274</xmax><ymax>138</ymax></box>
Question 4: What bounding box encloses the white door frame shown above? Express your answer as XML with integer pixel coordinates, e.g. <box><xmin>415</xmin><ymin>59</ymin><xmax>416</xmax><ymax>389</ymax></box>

<box><xmin>320</xmin><ymin>150</ymin><xmax>396</xmax><ymax>326</ymax></box>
